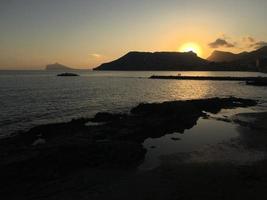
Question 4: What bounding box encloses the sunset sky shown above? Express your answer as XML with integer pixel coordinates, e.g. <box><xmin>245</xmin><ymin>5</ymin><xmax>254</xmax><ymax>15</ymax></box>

<box><xmin>1</xmin><ymin>0</ymin><xmax>267</xmax><ymax>69</ymax></box>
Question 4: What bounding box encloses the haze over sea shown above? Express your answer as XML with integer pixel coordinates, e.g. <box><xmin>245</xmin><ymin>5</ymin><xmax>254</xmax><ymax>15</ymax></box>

<box><xmin>1</xmin><ymin>70</ymin><xmax>267</xmax><ymax>137</ymax></box>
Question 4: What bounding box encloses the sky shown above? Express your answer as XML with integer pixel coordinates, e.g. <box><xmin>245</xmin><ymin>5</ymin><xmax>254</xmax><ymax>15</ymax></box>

<box><xmin>1</xmin><ymin>0</ymin><xmax>267</xmax><ymax>69</ymax></box>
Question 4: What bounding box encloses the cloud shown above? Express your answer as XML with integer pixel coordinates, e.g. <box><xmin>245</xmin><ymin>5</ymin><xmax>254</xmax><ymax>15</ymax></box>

<box><xmin>250</xmin><ymin>41</ymin><xmax>267</xmax><ymax>50</ymax></box>
<box><xmin>247</xmin><ymin>36</ymin><xmax>255</xmax><ymax>43</ymax></box>
<box><xmin>242</xmin><ymin>36</ymin><xmax>255</xmax><ymax>43</ymax></box>
<box><xmin>208</xmin><ymin>35</ymin><xmax>266</xmax><ymax>50</ymax></box>
<box><xmin>208</xmin><ymin>38</ymin><xmax>235</xmax><ymax>48</ymax></box>
<box><xmin>89</xmin><ymin>53</ymin><xmax>102</xmax><ymax>59</ymax></box>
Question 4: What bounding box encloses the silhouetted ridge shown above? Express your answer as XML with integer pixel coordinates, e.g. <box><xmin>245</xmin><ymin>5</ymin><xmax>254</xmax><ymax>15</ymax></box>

<box><xmin>94</xmin><ymin>47</ymin><xmax>267</xmax><ymax>71</ymax></box>
<box><xmin>207</xmin><ymin>50</ymin><xmax>244</xmax><ymax>62</ymax></box>
<box><xmin>46</xmin><ymin>63</ymin><xmax>73</xmax><ymax>71</ymax></box>
<box><xmin>208</xmin><ymin>46</ymin><xmax>267</xmax><ymax>63</ymax></box>
<box><xmin>94</xmin><ymin>51</ymin><xmax>209</xmax><ymax>71</ymax></box>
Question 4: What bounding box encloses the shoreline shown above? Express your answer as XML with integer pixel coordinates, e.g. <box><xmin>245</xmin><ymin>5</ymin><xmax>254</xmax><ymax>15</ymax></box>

<box><xmin>2</xmin><ymin>97</ymin><xmax>267</xmax><ymax>199</ymax></box>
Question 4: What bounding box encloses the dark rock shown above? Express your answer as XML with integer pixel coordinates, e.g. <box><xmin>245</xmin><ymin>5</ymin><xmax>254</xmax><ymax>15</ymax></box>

<box><xmin>91</xmin><ymin>112</ymin><xmax>127</xmax><ymax>122</ymax></box>
<box><xmin>171</xmin><ymin>137</ymin><xmax>181</xmax><ymax>141</ymax></box>
<box><xmin>57</xmin><ymin>72</ymin><xmax>79</xmax><ymax>77</ymax></box>
<box><xmin>131</xmin><ymin>97</ymin><xmax>257</xmax><ymax>116</ymax></box>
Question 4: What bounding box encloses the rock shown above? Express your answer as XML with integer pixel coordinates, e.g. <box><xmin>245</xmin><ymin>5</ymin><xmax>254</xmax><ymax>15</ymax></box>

<box><xmin>171</xmin><ymin>137</ymin><xmax>181</xmax><ymax>141</ymax></box>
<box><xmin>131</xmin><ymin>97</ymin><xmax>257</xmax><ymax>116</ymax></box>
<box><xmin>57</xmin><ymin>72</ymin><xmax>79</xmax><ymax>77</ymax></box>
<box><xmin>91</xmin><ymin>112</ymin><xmax>126</xmax><ymax>122</ymax></box>
<box><xmin>32</xmin><ymin>138</ymin><xmax>46</xmax><ymax>146</ymax></box>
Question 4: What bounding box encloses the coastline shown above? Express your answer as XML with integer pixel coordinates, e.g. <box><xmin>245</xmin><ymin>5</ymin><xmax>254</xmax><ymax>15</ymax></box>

<box><xmin>2</xmin><ymin>97</ymin><xmax>267</xmax><ymax>199</ymax></box>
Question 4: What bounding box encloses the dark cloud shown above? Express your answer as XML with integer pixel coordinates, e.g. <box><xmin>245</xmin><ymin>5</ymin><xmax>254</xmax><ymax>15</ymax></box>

<box><xmin>209</xmin><ymin>38</ymin><xmax>235</xmax><ymax>48</ymax></box>
<box><xmin>209</xmin><ymin>35</ymin><xmax>267</xmax><ymax>50</ymax></box>
<box><xmin>243</xmin><ymin>36</ymin><xmax>255</xmax><ymax>43</ymax></box>
<box><xmin>247</xmin><ymin>37</ymin><xmax>255</xmax><ymax>43</ymax></box>
<box><xmin>250</xmin><ymin>41</ymin><xmax>267</xmax><ymax>49</ymax></box>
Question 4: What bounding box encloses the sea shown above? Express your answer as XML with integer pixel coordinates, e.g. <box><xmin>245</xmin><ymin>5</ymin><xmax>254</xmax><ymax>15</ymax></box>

<box><xmin>1</xmin><ymin>70</ymin><xmax>267</xmax><ymax>138</ymax></box>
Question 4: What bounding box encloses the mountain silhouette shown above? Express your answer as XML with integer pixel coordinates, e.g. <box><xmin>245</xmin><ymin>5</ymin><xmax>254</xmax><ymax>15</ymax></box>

<box><xmin>94</xmin><ymin>51</ymin><xmax>209</xmax><ymax>71</ymax></box>
<box><xmin>46</xmin><ymin>63</ymin><xmax>73</xmax><ymax>71</ymax></box>
<box><xmin>94</xmin><ymin>47</ymin><xmax>267</xmax><ymax>71</ymax></box>
<box><xmin>207</xmin><ymin>50</ymin><xmax>248</xmax><ymax>62</ymax></box>
<box><xmin>208</xmin><ymin>46</ymin><xmax>267</xmax><ymax>63</ymax></box>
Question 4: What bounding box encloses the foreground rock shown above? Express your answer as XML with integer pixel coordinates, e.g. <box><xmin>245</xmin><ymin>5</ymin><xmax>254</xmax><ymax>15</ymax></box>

<box><xmin>0</xmin><ymin>97</ymin><xmax>258</xmax><ymax>199</ymax></box>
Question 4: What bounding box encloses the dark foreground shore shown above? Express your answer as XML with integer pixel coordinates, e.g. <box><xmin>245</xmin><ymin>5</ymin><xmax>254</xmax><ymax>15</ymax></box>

<box><xmin>1</xmin><ymin>97</ymin><xmax>267</xmax><ymax>199</ymax></box>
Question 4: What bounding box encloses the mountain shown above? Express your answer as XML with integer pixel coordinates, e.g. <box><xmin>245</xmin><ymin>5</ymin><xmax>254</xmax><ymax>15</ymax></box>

<box><xmin>207</xmin><ymin>46</ymin><xmax>267</xmax><ymax>63</ymax></box>
<box><xmin>207</xmin><ymin>46</ymin><xmax>267</xmax><ymax>72</ymax></box>
<box><xmin>45</xmin><ymin>63</ymin><xmax>73</xmax><ymax>71</ymax></box>
<box><xmin>207</xmin><ymin>50</ymin><xmax>248</xmax><ymax>62</ymax></box>
<box><xmin>94</xmin><ymin>51</ymin><xmax>210</xmax><ymax>71</ymax></box>
<box><xmin>94</xmin><ymin>47</ymin><xmax>267</xmax><ymax>72</ymax></box>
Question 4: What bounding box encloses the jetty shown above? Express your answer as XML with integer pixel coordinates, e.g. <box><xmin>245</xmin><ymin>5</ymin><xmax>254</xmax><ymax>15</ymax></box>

<box><xmin>150</xmin><ymin>75</ymin><xmax>267</xmax><ymax>83</ymax></box>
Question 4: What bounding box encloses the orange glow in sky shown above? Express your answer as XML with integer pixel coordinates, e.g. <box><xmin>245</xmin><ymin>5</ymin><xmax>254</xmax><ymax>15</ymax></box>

<box><xmin>1</xmin><ymin>1</ymin><xmax>267</xmax><ymax>69</ymax></box>
<box><xmin>179</xmin><ymin>42</ymin><xmax>203</xmax><ymax>57</ymax></box>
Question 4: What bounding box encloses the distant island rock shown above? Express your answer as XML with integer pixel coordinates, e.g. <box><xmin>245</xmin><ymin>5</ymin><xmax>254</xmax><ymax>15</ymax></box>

<box><xmin>94</xmin><ymin>46</ymin><xmax>267</xmax><ymax>72</ymax></box>
<box><xmin>45</xmin><ymin>63</ymin><xmax>73</xmax><ymax>71</ymax></box>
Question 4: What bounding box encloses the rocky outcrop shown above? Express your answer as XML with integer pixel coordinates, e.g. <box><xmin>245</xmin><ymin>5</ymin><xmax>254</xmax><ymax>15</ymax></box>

<box><xmin>0</xmin><ymin>97</ymin><xmax>258</xmax><ymax>198</ymax></box>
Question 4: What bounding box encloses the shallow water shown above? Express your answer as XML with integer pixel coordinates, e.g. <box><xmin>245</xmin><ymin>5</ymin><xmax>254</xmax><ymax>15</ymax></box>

<box><xmin>0</xmin><ymin>70</ymin><xmax>267</xmax><ymax>137</ymax></box>
<box><xmin>140</xmin><ymin>104</ymin><xmax>267</xmax><ymax>169</ymax></box>
<box><xmin>140</xmin><ymin>117</ymin><xmax>240</xmax><ymax>169</ymax></box>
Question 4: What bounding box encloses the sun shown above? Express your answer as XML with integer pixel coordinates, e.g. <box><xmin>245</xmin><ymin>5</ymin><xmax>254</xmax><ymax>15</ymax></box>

<box><xmin>179</xmin><ymin>42</ymin><xmax>202</xmax><ymax>57</ymax></box>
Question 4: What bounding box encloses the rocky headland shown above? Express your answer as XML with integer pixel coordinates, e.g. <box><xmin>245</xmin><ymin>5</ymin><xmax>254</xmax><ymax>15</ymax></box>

<box><xmin>94</xmin><ymin>46</ymin><xmax>267</xmax><ymax>72</ymax></box>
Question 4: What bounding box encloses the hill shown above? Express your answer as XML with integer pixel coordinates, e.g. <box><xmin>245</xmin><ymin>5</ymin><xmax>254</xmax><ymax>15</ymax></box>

<box><xmin>207</xmin><ymin>50</ymin><xmax>248</xmax><ymax>62</ymax></box>
<box><xmin>93</xmin><ymin>47</ymin><xmax>267</xmax><ymax>71</ymax></box>
<box><xmin>207</xmin><ymin>46</ymin><xmax>267</xmax><ymax>72</ymax></box>
<box><xmin>207</xmin><ymin>46</ymin><xmax>267</xmax><ymax>63</ymax></box>
<box><xmin>94</xmin><ymin>51</ymin><xmax>210</xmax><ymax>71</ymax></box>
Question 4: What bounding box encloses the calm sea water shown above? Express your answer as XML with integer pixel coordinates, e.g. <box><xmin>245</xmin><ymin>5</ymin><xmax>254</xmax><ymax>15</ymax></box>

<box><xmin>1</xmin><ymin>70</ymin><xmax>267</xmax><ymax>137</ymax></box>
